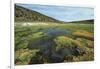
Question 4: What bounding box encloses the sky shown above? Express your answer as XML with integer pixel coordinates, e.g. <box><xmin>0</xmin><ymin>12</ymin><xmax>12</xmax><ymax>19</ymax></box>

<box><xmin>14</xmin><ymin>0</ymin><xmax>95</xmax><ymax>7</ymax></box>
<box><xmin>17</xmin><ymin>4</ymin><xmax>94</xmax><ymax>22</ymax></box>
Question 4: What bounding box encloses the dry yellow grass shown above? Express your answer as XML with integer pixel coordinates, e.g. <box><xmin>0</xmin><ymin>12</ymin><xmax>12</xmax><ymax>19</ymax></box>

<box><xmin>73</xmin><ymin>30</ymin><xmax>94</xmax><ymax>40</ymax></box>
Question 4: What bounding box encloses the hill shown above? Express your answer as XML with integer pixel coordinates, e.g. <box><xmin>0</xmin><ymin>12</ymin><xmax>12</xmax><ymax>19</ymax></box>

<box><xmin>70</xmin><ymin>19</ymin><xmax>94</xmax><ymax>24</ymax></box>
<box><xmin>15</xmin><ymin>4</ymin><xmax>60</xmax><ymax>22</ymax></box>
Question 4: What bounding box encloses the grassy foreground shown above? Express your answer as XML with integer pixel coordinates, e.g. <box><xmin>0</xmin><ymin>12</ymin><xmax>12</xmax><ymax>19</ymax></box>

<box><xmin>15</xmin><ymin>22</ymin><xmax>94</xmax><ymax>65</ymax></box>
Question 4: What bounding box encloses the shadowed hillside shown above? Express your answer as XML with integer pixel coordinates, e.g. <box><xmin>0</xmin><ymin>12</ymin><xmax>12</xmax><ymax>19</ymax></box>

<box><xmin>70</xmin><ymin>19</ymin><xmax>94</xmax><ymax>24</ymax></box>
<box><xmin>15</xmin><ymin>4</ymin><xmax>60</xmax><ymax>22</ymax></box>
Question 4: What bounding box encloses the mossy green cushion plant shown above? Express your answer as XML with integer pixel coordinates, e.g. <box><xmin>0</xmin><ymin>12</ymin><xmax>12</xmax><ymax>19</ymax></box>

<box><xmin>54</xmin><ymin>36</ymin><xmax>87</xmax><ymax>56</ymax></box>
<box><xmin>15</xmin><ymin>49</ymin><xmax>39</xmax><ymax>65</ymax></box>
<box><xmin>54</xmin><ymin>36</ymin><xmax>81</xmax><ymax>50</ymax></box>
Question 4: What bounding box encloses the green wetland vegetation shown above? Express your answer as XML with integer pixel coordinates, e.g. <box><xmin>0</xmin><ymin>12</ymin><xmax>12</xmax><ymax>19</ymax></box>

<box><xmin>15</xmin><ymin>23</ymin><xmax>94</xmax><ymax>65</ymax></box>
<box><xmin>15</xmin><ymin>4</ymin><xmax>94</xmax><ymax>65</ymax></box>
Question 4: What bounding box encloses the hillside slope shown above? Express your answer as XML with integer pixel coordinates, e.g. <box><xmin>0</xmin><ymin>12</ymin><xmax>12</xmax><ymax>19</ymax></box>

<box><xmin>15</xmin><ymin>4</ymin><xmax>60</xmax><ymax>22</ymax></box>
<box><xmin>70</xmin><ymin>19</ymin><xmax>94</xmax><ymax>24</ymax></box>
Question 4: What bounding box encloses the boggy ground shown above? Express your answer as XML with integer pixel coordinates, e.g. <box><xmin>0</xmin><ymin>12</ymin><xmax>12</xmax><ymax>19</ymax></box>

<box><xmin>15</xmin><ymin>22</ymin><xmax>94</xmax><ymax>65</ymax></box>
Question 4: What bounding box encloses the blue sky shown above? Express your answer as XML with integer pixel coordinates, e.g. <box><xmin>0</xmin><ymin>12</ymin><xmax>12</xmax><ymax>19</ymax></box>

<box><xmin>17</xmin><ymin>4</ymin><xmax>94</xmax><ymax>22</ymax></box>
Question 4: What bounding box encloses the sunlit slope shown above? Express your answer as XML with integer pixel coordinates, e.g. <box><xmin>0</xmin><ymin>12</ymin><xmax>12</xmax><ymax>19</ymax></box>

<box><xmin>15</xmin><ymin>4</ymin><xmax>60</xmax><ymax>22</ymax></box>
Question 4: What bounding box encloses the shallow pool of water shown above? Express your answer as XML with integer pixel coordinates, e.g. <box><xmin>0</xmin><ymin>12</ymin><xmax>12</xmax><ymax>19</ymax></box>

<box><xmin>44</xmin><ymin>29</ymin><xmax>72</xmax><ymax>37</ymax></box>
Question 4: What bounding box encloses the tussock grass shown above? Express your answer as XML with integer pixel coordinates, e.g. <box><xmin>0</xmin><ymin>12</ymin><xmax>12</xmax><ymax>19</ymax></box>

<box><xmin>73</xmin><ymin>30</ymin><xmax>94</xmax><ymax>40</ymax></box>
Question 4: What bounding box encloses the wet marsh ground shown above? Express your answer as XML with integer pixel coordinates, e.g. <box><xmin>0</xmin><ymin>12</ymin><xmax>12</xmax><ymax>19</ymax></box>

<box><xmin>15</xmin><ymin>22</ymin><xmax>94</xmax><ymax>65</ymax></box>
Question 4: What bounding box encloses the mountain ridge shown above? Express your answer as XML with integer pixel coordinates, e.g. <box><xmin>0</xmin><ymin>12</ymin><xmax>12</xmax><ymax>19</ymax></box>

<box><xmin>15</xmin><ymin>4</ymin><xmax>61</xmax><ymax>22</ymax></box>
<box><xmin>70</xmin><ymin>19</ymin><xmax>94</xmax><ymax>24</ymax></box>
